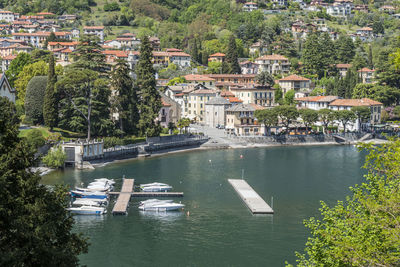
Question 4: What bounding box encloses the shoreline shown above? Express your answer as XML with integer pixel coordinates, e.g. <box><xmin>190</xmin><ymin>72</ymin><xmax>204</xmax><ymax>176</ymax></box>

<box><xmin>90</xmin><ymin>140</ymin><xmax>343</xmax><ymax>168</ymax></box>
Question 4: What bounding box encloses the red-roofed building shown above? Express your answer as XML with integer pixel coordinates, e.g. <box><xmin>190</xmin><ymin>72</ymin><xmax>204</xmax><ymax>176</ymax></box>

<box><xmin>102</xmin><ymin>50</ymin><xmax>128</xmax><ymax>64</ymax></box>
<box><xmin>186</xmin><ymin>87</ymin><xmax>219</xmax><ymax>121</ymax></box>
<box><xmin>358</xmin><ymin>67</ymin><xmax>375</xmax><ymax>83</ymax></box>
<box><xmin>225</xmin><ymin>103</ymin><xmax>266</xmax><ymax>136</ymax></box>
<box><xmin>0</xmin><ymin>10</ymin><xmax>18</xmax><ymax>22</ymax></box>
<box><xmin>255</xmin><ymin>54</ymin><xmax>290</xmax><ymax>75</ymax></box>
<box><xmin>12</xmin><ymin>31</ymin><xmax>72</xmax><ymax>48</ymax></box>
<box><xmin>1</xmin><ymin>54</ymin><xmax>17</xmax><ymax>72</ymax></box>
<box><xmin>83</xmin><ymin>26</ymin><xmax>104</xmax><ymax>42</ymax></box>
<box><xmin>329</xmin><ymin>98</ymin><xmax>383</xmax><ymax>128</ymax></box>
<box><xmin>278</xmin><ymin>74</ymin><xmax>311</xmax><ymax>97</ymax></box>
<box><xmin>47</xmin><ymin>41</ymin><xmax>79</xmax><ymax>51</ymax></box>
<box><xmin>295</xmin><ymin>95</ymin><xmax>339</xmax><ymax>110</ymax></box>
<box><xmin>229</xmin><ymin>85</ymin><xmax>275</xmax><ymax>106</ymax></box>
<box><xmin>184</xmin><ymin>74</ymin><xmax>215</xmax><ymax>88</ymax></box>
<box><xmin>243</xmin><ymin>2</ymin><xmax>258</xmax><ymax>12</ymax></box>
<box><xmin>37</xmin><ymin>12</ymin><xmax>55</xmax><ymax>16</ymax></box>
<box><xmin>336</xmin><ymin>63</ymin><xmax>352</xmax><ymax>77</ymax></box>
<box><xmin>208</xmin><ymin>53</ymin><xmax>225</xmax><ymax>63</ymax></box>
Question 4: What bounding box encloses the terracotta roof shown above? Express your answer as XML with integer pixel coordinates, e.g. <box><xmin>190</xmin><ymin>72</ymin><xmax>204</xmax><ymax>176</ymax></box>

<box><xmin>336</xmin><ymin>63</ymin><xmax>352</xmax><ymax>68</ymax></box>
<box><xmin>153</xmin><ymin>51</ymin><xmax>169</xmax><ymax>57</ymax></box>
<box><xmin>207</xmin><ymin>74</ymin><xmax>256</xmax><ymax>79</ymax></box>
<box><xmin>165</xmin><ymin>48</ymin><xmax>182</xmax><ymax>52</ymax></box>
<box><xmin>102</xmin><ymin>50</ymin><xmax>128</xmax><ymax>58</ymax></box>
<box><xmin>162</xmin><ymin>99</ymin><xmax>171</xmax><ymax>107</ymax></box>
<box><xmin>175</xmin><ymin>93</ymin><xmax>184</xmax><ymax>97</ymax></box>
<box><xmin>84</xmin><ymin>26</ymin><xmax>104</xmax><ymax>30</ymax></box>
<box><xmin>190</xmin><ymin>88</ymin><xmax>218</xmax><ymax>95</ymax></box>
<box><xmin>121</xmin><ymin>33</ymin><xmax>135</xmax><ymax>37</ymax></box>
<box><xmin>184</xmin><ymin>74</ymin><xmax>215</xmax><ymax>81</ymax></box>
<box><xmin>48</xmin><ymin>41</ymin><xmax>79</xmax><ymax>46</ymax></box>
<box><xmin>209</xmin><ymin>53</ymin><xmax>225</xmax><ymax>57</ymax></box>
<box><xmin>220</xmin><ymin>90</ymin><xmax>235</xmax><ymax>97</ymax></box>
<box><xmin>12</xmin><ymin>31</ymin><xmax>70</xmax><ymax>37</ymax></box>
<box><xmin>279</xmin><ymin>74</ymin><xmax>310</xmax><ymax>82</ymax></box>
<box><xmin>37</xmin><ymin>12</ymin><xmax>55</xmax><ymax>15</ymax></box>
<box><xmin>224</xmin><ymin>96</ymin><xmax>243</xmax><ymax>103</ymax></box>
<box><xmin>169</xmin><ymin>51</ymin><xmax>191</xmax><ymax>57</ymax></box>
<box><xmin>329</xmin><ymin>98</ymin><xmax>382</xmax><ymax>107</ymax></box>
<box><xmin>245</xmin><ymin>2</ymin><xmax>257</xmax><ymax>5</ymax></box>
<box><xmin>295</xmin><ymin>96</ymin><xmax>339</xmax><ymax>102</ymax></box>
<box><xmin>358</xmin><ymin>27</ymin><xmax>373</xmax><ymax>31</ymax></box>
<box><xmin>256</xmin><ymin>54</ymin><xmax>288</xmax><ymax>61</ymax></box>
<box><xmin>2</xmin><ymin>55</ymin><xmax>17</xmax><ymax>60</ymax></box>
<box><xmin>358</xmin><ymin>67</ymin><xmax>375</xmax><ymax>72</ymax></box>
<box><xmin>115</xmin><ymin>37</ymin><xmax>133</xmax><ymax>41</ymax></box>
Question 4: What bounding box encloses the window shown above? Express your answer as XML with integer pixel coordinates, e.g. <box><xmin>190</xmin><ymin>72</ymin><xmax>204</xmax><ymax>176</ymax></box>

<box><xmin>200</xmin><ymin>96</ymin><xmax>203</xmax><ymax>101</ymax></box>
<box><xmin>200</xmin><ymin>104</ymin><xmax>203</xmax><ymax>108</ymax></box>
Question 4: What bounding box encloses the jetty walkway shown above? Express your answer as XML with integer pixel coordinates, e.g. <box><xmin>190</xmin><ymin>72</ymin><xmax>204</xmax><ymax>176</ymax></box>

<box><xmin>228</xmin><ymin>179</ymin><xmax>274</xmax><ymax>214</ymax></box>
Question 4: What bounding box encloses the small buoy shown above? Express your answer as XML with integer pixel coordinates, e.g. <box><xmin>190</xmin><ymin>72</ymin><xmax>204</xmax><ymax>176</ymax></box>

<box><xmin>209</xmin><ymin>159</ymin><xmax>212</xmax><ymax>163</ymax></box>
<box><xmin>186</xmin><ymin>211</ymin><xmax>190</xmax><ymax>216</ymax></box>
<box><xmin>240</xmin><ymin>155</ymin><xmax>243</xmax><ymax>159</ymax></box>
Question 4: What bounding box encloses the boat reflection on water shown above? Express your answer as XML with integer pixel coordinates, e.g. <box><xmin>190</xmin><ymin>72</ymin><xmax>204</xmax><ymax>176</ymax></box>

<box><xmin>138</xmin><ymin>210</ymin><xmax>184</xmax><ymax>222</ymax></box>
<box><xmin>72</xmin><ymin>213</ymin><xmax>107</xmax><ymax>228</ymax></box>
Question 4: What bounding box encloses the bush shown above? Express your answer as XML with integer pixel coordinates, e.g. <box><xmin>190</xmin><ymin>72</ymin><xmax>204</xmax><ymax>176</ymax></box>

<box><xmin>42</xmin><ymin>146</ymin><xmax>66</xmax><ymax>168</ymax></box>
<box><xmin>104</xmin><ymin>2</ymin><xmax>120</xmax><ymax>11</ymax></box>
<box><xmin>25</xmin><ymin>129</ymin><xmax>46</xmax><ymax>149</ymax></box>
<box><xmin>24</xmin><ymin>76</ymin><xmax>47</xmax><ymax>124</ymax></box>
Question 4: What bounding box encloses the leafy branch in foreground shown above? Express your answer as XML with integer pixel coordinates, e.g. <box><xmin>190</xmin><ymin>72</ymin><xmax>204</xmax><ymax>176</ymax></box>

<box><xmin>287</xmin><ymin>138</ymin><xmax>400</xmax><ymax>267</ymax></box>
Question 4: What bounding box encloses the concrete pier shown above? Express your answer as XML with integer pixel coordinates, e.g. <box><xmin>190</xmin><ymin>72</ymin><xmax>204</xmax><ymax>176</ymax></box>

<box><xmin>112</xmin><ymin>179</ymin><xmax>134</xmax><ymax>215</ymax></box>
<box><xmin>228</xmin><ymin>179</ymin><xmax>274</xmax><ymax>214</ymax></box>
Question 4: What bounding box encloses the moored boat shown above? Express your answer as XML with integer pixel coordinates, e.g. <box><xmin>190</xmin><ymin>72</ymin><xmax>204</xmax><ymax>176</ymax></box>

<box><xmin>140</xmin><ymin>199</ymin><xmax>174</xmax><ymax>205</ymax></box>
<box><xmin>141</xmin><ymin>185</ymin><xmax>172</xmax><ymax>192</ymax></box>
<box><xmin>94</xmin><ymin>178</ymin><xmax>115</xmax><ymax>185</ymax></box>
<box><xmin>72</xmin><ymin>199</ymin><xmax>108</xmax><ymax>207</ymax></box>
<box><xmin>70</xmin><ymin>190</ymin><xmax>108</xmax><ymax>199</ymax></box>
<box><xmin>138</xmin><ymin>202</ymin><xmax>184</xmax><ymax>211</ymax></box>
<box><xmin>67</xmin><ymin>205</ymin><xmax>106</xmax><ymax>215</ymax></box>
<box><xmin>140</xmin><ymin>182</ymin><xmax>169</xmax><ymax>188</ymax></box>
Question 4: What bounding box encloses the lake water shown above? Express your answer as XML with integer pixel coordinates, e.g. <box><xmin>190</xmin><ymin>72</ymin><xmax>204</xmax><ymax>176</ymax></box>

<box><xmin>42</xmin><ymin>145</ymin><xmax>366</xmax><ymax>266</ymax></box>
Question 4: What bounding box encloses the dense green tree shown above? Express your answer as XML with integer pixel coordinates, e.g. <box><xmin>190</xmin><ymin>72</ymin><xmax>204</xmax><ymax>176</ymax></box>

<box><xmin>207</xmin><ymin>61</ymin><xmax>222</xmax><ymax>74</ymax></box>
<box><xmin>256</xmin><ymin>71</ymin><xmax>274</xmax><ymax>86</ymax></box>
<box><xmin>42</xmin><ymin>146</ymin><xmax>67</xmax><ymax>168</ymax></box>
<box><xmin>135</xmin><ymin>36</ymin><xmax>162</xmax><ymax>137</ymax></box>
<box><xmin>335</xmin><ymin>110</ymin><xmax>356</xmax><ymax>133</ymax></box>
<box><xmin>225</xmin><ymin>35</ymin><xmax>241</xmax><ymax>74</ymax></box>
<box><xmin>5</xmin><ymin>52</ymin><xmax>31</xmax><ymax>87</ymax></box>
<box><xmin>288</xmin><ymin>139</ymin><xmax>400</xmax><ymax>266</ymax></box>
<box><xmin>167</xmin><ymin>76</ymin><xmax>187</xmax><ymax>86</ymax></box>
<box><xmin>351</xmin><ymin>52</ymin><xmax>367</xmax><ymax>71</ymax></box>
<box><xmin>110</xmin><ymin>59</ymin><xmax>139</xmax><ymax>136</ymax></box>
<box><xmin>334</xmin><ymin>35</ymin><xmax>355</xmax><ymax>63</ymax></box>
<box><xmin>352</xmin><ymin>84</ymin><xmax>400</xmax><ymax>106</ymax></box>
<box><xmin>367</xmin><ymin>45</ymin><xmax>373</xmax><ymax>69</ymax></box>
<box><xmin>0</xmin><ymin>97</ymin><xmax>88</xmax><ymax>266</ymax></box>
<box><xmin>275</xmin><ymin>105</ymin><xmax>299</xmax><ymax>130</ymax></box>
<box><xmin>318</xmin><ymin>109</ymin><xmax>335</xmax><ymax>133</ymax></box>
<box><xmin>372</xmin><ymin>20</ymin><xmax>384</xmax><ymax>35</ymax></box>
<box><xmin>319</xmin><ymin>32</ymin><xmax>335</xmax><ymax>73</ymax></box>
<box><xmin>43</xmin><ymin>54</ymin><xmax>58</xmax><ymax>130</ymax></box>
<box><xmin>24</xmin><ymin>128</ymin><xmax>46</xmax><ymax>149</ymax></box>
<box><xmin>56</xmin><ymin>69</ymin><xmax>113</xmax><ymax>140</ymax></box>
<box><xmin>302</xmin><ymin>34</ymin><xmax>324</xmax><ymax>77</ymax></box>
<box><xmin>343</xmin><ymin>68</ymin><xmax>358</xmax><ymax>99</ymax></box>
<box><xmin>284</xmin><ymin>89</ymin><xmax>296</xmax><ymax>105</ymax></box>
<box><xmin>255</xmin><ymin>108</ymin><xmax>278</xmax><ymax>135</ymax></box>
<box><xmin>299</xmin><ymin>109</ymin><xmax>319</xmax><ymax>133</ymax></box>
<box><xmin>71</xmin><ymin>35</ymin><xmax>108</xmax><ymax>74</ymax></box>
<box><xmin>351</xmin><ymin>106</ymin><xmax>371</xmax><ymax>132</ymax></box>
<box><xmin>177</xmin><ymin>117</ymin><xmax>191</xmax><ymax>133</ymax></box>
<box><xmin>24</xmin><ymin>76</ymin><xmax>48</xmax><ymax>124</ymax></box>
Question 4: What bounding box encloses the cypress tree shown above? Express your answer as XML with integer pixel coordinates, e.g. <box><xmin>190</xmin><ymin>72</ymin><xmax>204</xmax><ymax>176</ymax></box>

<box><xmin>368</xmin><ymin>45</ymin><xmax>373</xmax><ymax>69</ymax></box>
<box><xmin>191</xmin><ymin>38</ymin><xmax>199</xmax><ymax>64</ymax></box>
<box><xmin>225</xmin><ymin>35</ymin><xmax>241</xmax><ymax>74</ymax></box>
<box><xmin>135</xmin><ymin>36</ymin><xmax>162</xmax><ymax>137</ymax></box>
<box><xmin>43</xmin><ymin>53</ymin><xmax>58</xmax><ymax>130</ymax></box>
<box><xmin>111</xmin><ymin>59</ymin><xmax>139</xmax><ymax>136</ymax></box>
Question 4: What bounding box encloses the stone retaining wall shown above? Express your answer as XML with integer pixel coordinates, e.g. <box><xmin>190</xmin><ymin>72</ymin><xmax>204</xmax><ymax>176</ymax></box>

<box><xmin>230</xmin><ymin>133</ymin><xmax>364</xmax><ymax>144</ymax></box>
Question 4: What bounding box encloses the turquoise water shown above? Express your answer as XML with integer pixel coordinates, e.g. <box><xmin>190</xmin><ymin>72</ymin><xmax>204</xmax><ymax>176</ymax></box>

<box><xmin>42</xmin><ymin>145</ymin><xmax>365</xmax><ymax>266</ymax></box>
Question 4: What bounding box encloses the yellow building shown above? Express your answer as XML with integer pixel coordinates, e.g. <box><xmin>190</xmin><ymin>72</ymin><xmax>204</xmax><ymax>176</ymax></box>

<box><xmin>185</xmin><ymin>88</ymin><xmax>218</xmax><ymax>122</ymax></box>
<box><xmin>225</xmin><ymin>103</ymin><xmax>265</xmax><ymax>136</ymax></box>
<box><xmin>229</xmin><ymin>85</ymin><xmax>275</xmax><ymax>106</ymax></box>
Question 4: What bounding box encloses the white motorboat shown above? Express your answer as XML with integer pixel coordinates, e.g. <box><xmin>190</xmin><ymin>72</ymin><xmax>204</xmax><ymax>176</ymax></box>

<box><xmin>87</xmin><ymin>183</ymin><xmax>113</xmax><ymax>191</ymax></box>
<box><xmin>140</xmin><ymin>199</ymin><xmax>174</xmax><ymax>205</ymax></box>
<box><xmin>70</xmin><ymin>190</ymin><xmax>108</xmax><ymax>199</ymax></box>
<box><xmin>94</xmin><ymin>178</ymin><xmax>115</xmax><ymax>185</ymax></box>
<box><xmin>140</xmin><ymin>182</ymin><xmax>169</xmax><ymax>188</ymax></box>
<box><xmin>75</xmin><ymin>186</ymin><xmax>110</xmax><ymax>192</ymax></box>
<box><xmin>138</xmin><ymin>202</ymin><xmax>185</xmax><ymax>211</ymax></box>
<box><xmin>72</xmin><ymin>199</ymin><xmax>108</xmax><ymax>207</ymax></box>
<box><xmin>141</xmin><ymin>185</ymin><xmax>172</xmax><ymax>192</ymax></box>
<box><xmin>67</xmin><ymin>205</ymin><xmax>106</xmax><ymax>215</ymax></box>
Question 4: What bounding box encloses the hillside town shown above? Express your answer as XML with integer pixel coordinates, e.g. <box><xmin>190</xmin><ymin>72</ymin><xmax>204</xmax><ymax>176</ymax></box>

<box><xmin>1</xmin><ymin>0</ymin><xmax>400</xmax><ymax>266</ymax></box>
<box><xmin>1</xmin><ymin>1</ymin><xmax>399</xmax><ymax>139</ymax></box>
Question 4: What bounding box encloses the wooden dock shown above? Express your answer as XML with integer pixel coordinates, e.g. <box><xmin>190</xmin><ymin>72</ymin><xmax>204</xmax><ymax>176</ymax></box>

<box><xmin>228</xmin><ymin>179</ymin><xmax>274</xmax><ymax>214</ymax></box>
<box><xmin>109</xmin><ymin>191</ymin><xmax>183</xmax><ymax>197</ymax></box>
<box><xmin>112</xmin><ymin>179</ymin><xmax>134</xmax><ymax>215</ymax></box>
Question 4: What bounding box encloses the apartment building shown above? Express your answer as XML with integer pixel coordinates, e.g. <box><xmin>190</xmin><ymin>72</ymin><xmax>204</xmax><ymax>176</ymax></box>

<box><xmin>255</xmin><ymin>54</ymin><xmax>290</xmax><ymax>75</ymax></box>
